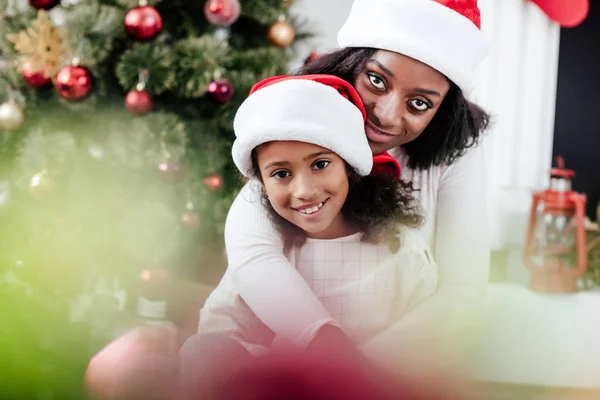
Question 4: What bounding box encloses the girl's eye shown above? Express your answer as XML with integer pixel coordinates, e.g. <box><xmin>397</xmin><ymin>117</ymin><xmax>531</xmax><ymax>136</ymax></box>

<box><xmin>313</xmin><ymin>160</ymin><xmax>330</xmax><ymax>170</ymax></box>
<box><xmin>272</xmin><ymin>170</ymin><xmax>290</xmax><ymax>179</ymax></box>
<box><xmin>410</xmin><ymin>99</ymin><xmax>432</xmax><ymax>112</ymax></box>
<box><xmin>367</xmin><ymin>74</ymin><xmax>386</xmax><ymax>90</ymax></box>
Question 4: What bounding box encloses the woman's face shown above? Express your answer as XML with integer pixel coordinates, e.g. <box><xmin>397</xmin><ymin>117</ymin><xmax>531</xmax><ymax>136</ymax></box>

<box><xmin>354</xmin><ymin>50</ymin><xmax>451</xmax><ymax>155</ymax></box>
<box><xmin>256</xmin><ymin>141</ymin><xmax>350</xmax><ymax>239</ymax></box>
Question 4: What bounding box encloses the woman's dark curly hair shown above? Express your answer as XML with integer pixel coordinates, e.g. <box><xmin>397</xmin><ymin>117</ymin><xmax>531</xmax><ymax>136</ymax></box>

<box><xmin>250</xmin><ymin>148</ymin><xmax>423</xmax><ymax>252</ymax></box>
<box><xmin>296</xmin><ymin>47</ymin><xmax>491</xmax><ymax>170</ymax></box>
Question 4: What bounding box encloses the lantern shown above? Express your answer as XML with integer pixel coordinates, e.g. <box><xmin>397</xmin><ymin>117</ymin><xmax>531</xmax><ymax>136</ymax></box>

<box><xmin>523</xmin><ymin>156</ymin><xmax>588</xmax><ymax>293</ymax></box>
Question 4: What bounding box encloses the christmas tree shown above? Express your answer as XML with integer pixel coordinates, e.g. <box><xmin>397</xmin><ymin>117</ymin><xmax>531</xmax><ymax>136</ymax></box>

<box><xmin>0</xmin><ymin>0</ymin><xmax>311</xmax><ymax>397</ymax></box>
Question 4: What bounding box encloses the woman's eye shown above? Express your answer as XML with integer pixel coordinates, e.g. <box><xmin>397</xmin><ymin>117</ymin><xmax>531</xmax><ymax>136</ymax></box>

<box><xmin>410</xmin><ymin>99</ymin><xmax>431</xmax><ymax>112</ymax></box>
<box><xmin>313</xmin><ymin>160</ymin><xmax>330</xmax><ymax>170</ymax></box>
<box><xmin>367</xmin><ymin>74</ymin><xmax>386</xmax><ymax>90</ymax></box>
<box><xmin>272</xmin><ymin>170</ymin><xmax>290</xmax><ymax>179</ymax></box>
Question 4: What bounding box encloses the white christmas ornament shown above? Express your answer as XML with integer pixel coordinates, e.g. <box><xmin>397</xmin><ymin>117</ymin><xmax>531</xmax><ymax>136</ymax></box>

<box><xmin>0</xmin><ymin>100</ymin><xmax>24</xmax><ymax>131</ymax></box>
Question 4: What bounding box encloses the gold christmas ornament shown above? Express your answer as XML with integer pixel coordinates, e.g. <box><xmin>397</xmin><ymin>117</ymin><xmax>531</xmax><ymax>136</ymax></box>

<box><xmin>268</xmin><ymin>18</ymin><xmax>295</xmax><ymax>48</ymax></box>
<box><xmin>282</xmin><ymin>0</ymin><xmax>294</xmax><ymax>8</ymax></box>
<box><xmin>6</xmin><ymin>10</ymin><xmax>64</xmax><ymax>77</ymax></box>
<box><xmin>0</xmin><ymin>100</ymin><xmax>25</xmax><ymax>131</ymax></box>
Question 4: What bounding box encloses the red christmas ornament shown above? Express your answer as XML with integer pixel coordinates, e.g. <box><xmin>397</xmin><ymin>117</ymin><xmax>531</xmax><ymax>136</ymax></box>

<box><xmin>125</xmin><ymin>88</ymin><xmax>153</xmax><ymax>115</ymax></box>
<box><xmin>158</xmin><ymin>161</ymin><xmax>184</xmax><ymax>183</ymax></box>
<box><xmin>54</xmin><ymin>65</ymin><xmax>93</xmax><ymax>101</ymax></box>
<box><xmin>203</xmin><ymin>174</ymin><xmax>223</xmax><ymax>191</ymax></box>
<box><xmin>139</xmin><ymin>266</ymin><xmax>172</xmax><ymax>301</ymax></box>
<box><xmin>207</xmin><ymin>79</ymin><xmax>233</xmax><ymax>103</ymax></box>
<box><xmin>528</xmin><ymin>0</ymin><xmax>589</xmax><ymax>28</ymax></box>
<box><xmin>204</xmin><ymin>0</ymin><xmax>241</xmax><ymax>26</ymax></box>
<box><xmin>125</xmin><ymin>5</ymin><xmax>163</xmax><ymax>41</ymax></box>
<box><xmin>29</xmin><ymin>0</ymin><xmax>60</xmax><ymax>10</ymax></box>
<box><xmin>21</xmin><ymin>61</ymin><xmax>52</xmax><ymax>88</ymax></box>
<box><xmin>181</xmin><ymin>211</ymin><xmax>201</xmax><ymax>230</ymax></box>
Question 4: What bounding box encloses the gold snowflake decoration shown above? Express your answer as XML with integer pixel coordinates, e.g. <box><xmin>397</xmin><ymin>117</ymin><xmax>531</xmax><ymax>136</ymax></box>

<box><xmin>6</xmin><ymin>10</ymin><xmax>64</xmax><ymax>78</ymax></box>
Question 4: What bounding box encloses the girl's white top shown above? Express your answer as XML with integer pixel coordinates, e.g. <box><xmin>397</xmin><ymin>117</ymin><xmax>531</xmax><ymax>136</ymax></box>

<box><xmin>199</xmin><ymin>229</ymin><xmax>438</xmax><ymax>355</ymax></box>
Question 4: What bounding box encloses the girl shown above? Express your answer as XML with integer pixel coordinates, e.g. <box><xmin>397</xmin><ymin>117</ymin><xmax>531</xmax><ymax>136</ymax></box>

<box><xmin>224</xmin><ymin>0</ymin><xmax>491</xmax><ymax>372</ymax></box>
<box><xmin>198</xmin><ymin>74</ymin><xmax>438</xmax><ymax>359</ymax></box>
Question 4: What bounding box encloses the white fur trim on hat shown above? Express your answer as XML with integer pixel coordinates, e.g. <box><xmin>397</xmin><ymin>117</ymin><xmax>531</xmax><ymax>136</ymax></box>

<box><xmin>232</xmin><ymin>79</ymin><xmax>373</xmax><ymax>177</ymax></box>
<box><xmin>337</xmin><ymin>0</ymin><xmax>488</xmax><ymax>95</ymax></box>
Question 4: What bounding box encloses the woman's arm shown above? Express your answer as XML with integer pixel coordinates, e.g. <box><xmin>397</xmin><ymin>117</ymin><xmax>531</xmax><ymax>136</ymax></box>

<box><xmin>360</xmin><ymin>145</ymin><xmax>490</xmax><ymax>371</ymax></box>
<box><xmin>224</xmin><ymin>182</ymin><xmax>337</xmax><ymax>347</ymax></box>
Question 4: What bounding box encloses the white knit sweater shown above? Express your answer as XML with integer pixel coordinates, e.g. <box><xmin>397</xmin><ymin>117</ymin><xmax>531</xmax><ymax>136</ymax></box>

<box><xmin>223</xmin><ymin>145</ymin><xmax>490</xmax><ymax>362</ymax></box>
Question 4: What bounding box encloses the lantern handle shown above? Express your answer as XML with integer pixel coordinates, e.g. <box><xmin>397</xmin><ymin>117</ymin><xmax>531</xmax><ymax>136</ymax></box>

<box><xmin>570</xmin><ymin>192</ymin><xmax>588</xmax><ymax>276</ymax></box>
<box><xmin>556</xmin><ymin>155</ymin><xmax>565</xmax><ymax>169</ymax></box>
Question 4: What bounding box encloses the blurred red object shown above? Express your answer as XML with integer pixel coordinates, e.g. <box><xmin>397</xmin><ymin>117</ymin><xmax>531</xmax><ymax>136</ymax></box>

<box><xmin>529</xmin><ymin>0</ymin><xmax>589</xmax><ymax>27</ymax></box>
<box><xmin>216</xmin><ymin>349</ymin><xmax>460</xmax><ymax>400</ymax></box>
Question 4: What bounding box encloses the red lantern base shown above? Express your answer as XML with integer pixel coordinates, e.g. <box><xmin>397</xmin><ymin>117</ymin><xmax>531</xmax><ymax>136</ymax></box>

<box><xmin>529</xmin><ymin>266</ymin><xmax>579</xmax><ymax>293</ymax></box>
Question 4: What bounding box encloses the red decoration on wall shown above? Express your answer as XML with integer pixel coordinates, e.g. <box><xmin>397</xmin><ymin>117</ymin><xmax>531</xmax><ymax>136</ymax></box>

<box><xmin>528</xmin><ymin>0</ymin><xmax>589</xmax><ymax>28</ymax></box>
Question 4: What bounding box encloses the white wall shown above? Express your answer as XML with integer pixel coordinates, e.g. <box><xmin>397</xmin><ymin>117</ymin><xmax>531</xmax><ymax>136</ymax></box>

<box><xmin>291</xmin><ymin>0</ymin><xmax>561</xmax><ymax>251</ymax></box>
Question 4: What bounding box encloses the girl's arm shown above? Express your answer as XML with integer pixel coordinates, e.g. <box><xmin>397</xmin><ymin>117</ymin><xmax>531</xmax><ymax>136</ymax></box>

<box><xmin>360</xmin><ymin>145</ymin><xmax>490</xmax><ymax>371</ymax></box>
<box><xmin>224</xmin><ymin>182</ymin><xmax>338</xmax><ymax>347</ymax></box>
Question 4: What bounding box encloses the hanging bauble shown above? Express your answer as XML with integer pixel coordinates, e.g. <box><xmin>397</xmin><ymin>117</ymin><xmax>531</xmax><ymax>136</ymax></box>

<box><xmin>21</xmin><ymin>61</ymin><xmax>52</xmax><ymax>88</ymax></box>
<box><xmin>139</xmin><ymin>266</ymin><xmax>172</xmax><ymax>301</ymax></box>
<box><xmin>125</xmin><ymin>87</ymin><xmax>153</xmax><ymax>116</ymax></box>
<box><xmin>282</xmin><ymin>0</ymin><xmax>294</xmax><ymax>7</ymax></box>
<box><xmin>207</xmin><ymin>78</ymin><xmax>233</xmax><ymax>103</ymax></box>
<box><xmin>268</xmin><ymin>18</ymin><xmax>295</xmax><ymax>48</ymax></box>
<box><xmin>125</xmin><ymin>3</ymin><xmax>163</xmax><ymax>41</ymax></box>
<box><xmin>0</xmin><ymin>100</ymin><xmax>25</xmax><ymax>131</ymax></box>
<box><xmin>29</xmin><ymin>0</ymin><xmax>60</xmax><ymax>10</ymax></box>
<box><xmin>204</xmin><ymin>0</ymin><xmax>241</xmax><ymax>27</ymax></box>
<box><xmin>181</xmin><ymin>211</ymin><xmax>201</xmax><ymax>230</ymax></box>
<box><xmin>158</xmin><ymin>161</ymin><xmax>185</xmax><ymax>183</ymax></box>
<box><xmin>203</xmin><ymin>174</ymin><xmax>223</xmax><ymax>191</ymax></box>
<box><xmin>54</xmin><ymin>64</ymin><xmax>93</xmax><ymax>101</ymax></box>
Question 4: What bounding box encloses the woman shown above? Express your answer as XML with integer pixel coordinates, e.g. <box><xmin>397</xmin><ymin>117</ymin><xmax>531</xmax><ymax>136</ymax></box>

<box><xmin>224</xmin><ymin>0</ymin><xmax>491</xmax><ymax>374</ymax></box>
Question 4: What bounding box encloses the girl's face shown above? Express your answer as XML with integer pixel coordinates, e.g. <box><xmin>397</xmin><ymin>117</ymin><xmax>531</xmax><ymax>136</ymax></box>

<box><xmin>256</xmin><ymin>141</ymin><xmax>350</xmax><ymax>239</ymax></box>
<box><xmin>354</xmin><ymin>50</ymin><xmax>451</xmax><ymax>155</ymax></box>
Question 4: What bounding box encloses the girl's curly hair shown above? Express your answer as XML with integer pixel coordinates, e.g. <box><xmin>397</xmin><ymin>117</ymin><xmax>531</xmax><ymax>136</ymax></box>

<box><xmin>296</xmin><ymin>47</ymin><xmax>491</xmax><ymax>170</ymax></box>
<box><xmin>250</xmin><ymin>149</ymin><xmax>423</xmax><ymax>252</ymax></box>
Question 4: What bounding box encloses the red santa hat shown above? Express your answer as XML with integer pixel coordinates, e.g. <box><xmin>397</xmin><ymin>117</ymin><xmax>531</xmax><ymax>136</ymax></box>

<box><xmin>232</xmin><ymin>74</ymin><xmax>374</xmax><ymax>177</ymax></box>
<box><xmin>337</xmin><ymin>0</ymin><xmax>488</xmax><ymax>95</ymax></box>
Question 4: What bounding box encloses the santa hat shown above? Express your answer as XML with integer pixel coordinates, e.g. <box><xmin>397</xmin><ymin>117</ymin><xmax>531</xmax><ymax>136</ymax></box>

<box><xmin>232</xmin><ymin>75</ymin><xmax>374</xmax><ymax>177</ymax></box>
<box><xmin>337</xmin><ymin>0</ymin><xmax>488</xmax><ymax>95</ymax></box>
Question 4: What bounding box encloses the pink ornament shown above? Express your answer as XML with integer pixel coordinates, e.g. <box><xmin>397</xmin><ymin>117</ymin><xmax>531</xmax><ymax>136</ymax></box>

<box><xmin>125</xmin><ymin>5</ymin><xmax>163</xmax><ymax>41</ymax></box>
<box><xmin>207</xmin><ymin>79</ymin><xmax>233</xmax><ymax>103</ymax></box>
<box><xmin>204</xmin><ymin>0</ymin><xmax>241</xmax><ymax>27</ymax></box>
<box><xmin>203</xmin><ymin>174</ymin><xmax>223</xmax><ymax>191</ymax></box>
<box><xmin>158</xmin><ymin>162</ymin><xmax>184</xmax><ymax>183</ymax></box>
<box><xmin>125</xmin><ymin>89</ymin><xmax>153</xmax><ymax>115</ymax></box>
<box><xmin>29</xmin><ymin>0</ymin><xmax>59</xmax><ymax>10</ymax></box>
<box><xmin>181</xmin><ymin>211</ymin><xmax>201</xmax><ymax>230</ymax></box>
